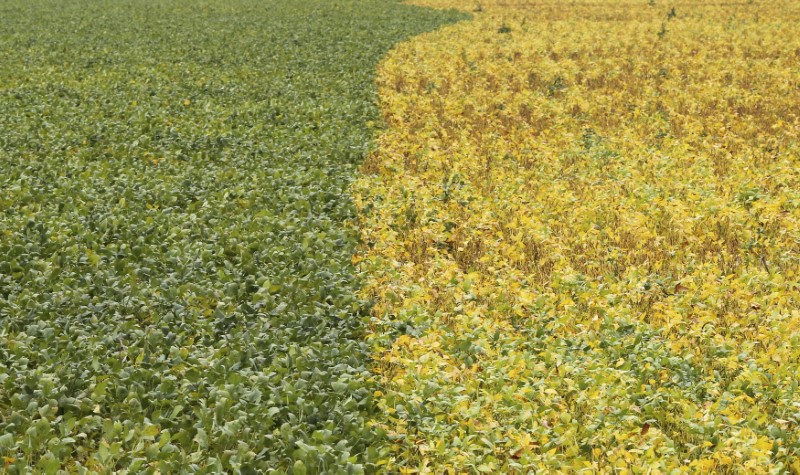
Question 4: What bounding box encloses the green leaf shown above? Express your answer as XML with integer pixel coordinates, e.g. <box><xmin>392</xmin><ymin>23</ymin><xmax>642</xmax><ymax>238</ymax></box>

<box><xmin>0</xmin><ymin>433</ymin><xmax>14</xmax><ymax>448</ymax></box>
<box><xmin>292</xmin><ymin>460</ymin><xmax>307</xmax><ymax>475</ymax></box>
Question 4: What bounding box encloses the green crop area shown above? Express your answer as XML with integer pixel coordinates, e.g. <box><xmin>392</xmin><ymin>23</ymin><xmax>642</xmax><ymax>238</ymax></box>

<box><xmin>0</xmin><ymin>1</ymin><xmax>464</xmax><ymax>472</ymax></box>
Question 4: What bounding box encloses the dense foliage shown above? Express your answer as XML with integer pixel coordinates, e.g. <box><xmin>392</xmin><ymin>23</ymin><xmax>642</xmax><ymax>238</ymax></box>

<box><xmin>0</xmin><ymin>1</ymin><xmax>465</xmax><ymax>472</ymax></box>
<box><xmin>356</xmin><ymin>0</ymin><xmax>800</xmax><ymax>472</ymax></box>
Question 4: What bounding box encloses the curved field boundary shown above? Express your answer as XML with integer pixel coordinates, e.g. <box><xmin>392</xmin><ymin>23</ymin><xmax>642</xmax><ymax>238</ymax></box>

<box><xmin>0</xmin><ymin>1</ymin><xmax>465</xmax><ymax>472</ymax></box>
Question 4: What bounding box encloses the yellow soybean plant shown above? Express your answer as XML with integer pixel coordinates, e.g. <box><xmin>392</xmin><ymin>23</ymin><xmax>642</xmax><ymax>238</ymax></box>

<box><xmin>355</xmin><ymin>0</ymin><xmax>800</xmax><ymax>473</ymax></box>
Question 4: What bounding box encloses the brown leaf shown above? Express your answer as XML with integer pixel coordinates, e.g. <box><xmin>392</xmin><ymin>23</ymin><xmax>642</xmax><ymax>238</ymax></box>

<box><xmin>641</xmin><ymin>422</ymin><xmax>650</xmax><ymax>435</ymax></box>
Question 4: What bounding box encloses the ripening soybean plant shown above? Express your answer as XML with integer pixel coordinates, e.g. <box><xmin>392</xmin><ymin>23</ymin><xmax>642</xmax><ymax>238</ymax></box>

<box><xmin>355</xmin><ymin>0</ymin><xmax>800</xmax><ymax>473</ymax></box>
<box><xmin>1</xmin><ymin>0</ymin><xmax>799</xmax><ymax>473</ymax></box>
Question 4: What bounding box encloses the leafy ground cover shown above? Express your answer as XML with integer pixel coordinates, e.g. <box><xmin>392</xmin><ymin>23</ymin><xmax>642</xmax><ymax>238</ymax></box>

<box><xmin>356</xmin><ymin>0</ymin><xmax>800</xmax><ymax>472</ymax></box>
<box><xmin>0</xmin><ymin>0</ymin><xmax>465</xmax><ymax>472</ymax></box>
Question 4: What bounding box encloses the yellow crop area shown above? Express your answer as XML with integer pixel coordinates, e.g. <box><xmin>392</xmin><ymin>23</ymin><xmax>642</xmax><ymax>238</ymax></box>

<box><xmin>354</xmin><ymin>0</ymin><xmax>800</xmax><ymax>472</ymax></box>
